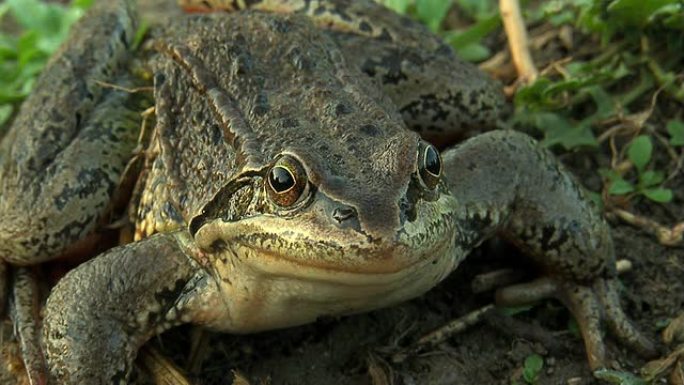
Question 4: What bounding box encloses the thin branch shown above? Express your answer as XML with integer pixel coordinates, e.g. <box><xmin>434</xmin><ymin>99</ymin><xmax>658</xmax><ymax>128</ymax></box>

<box><xmin>499</xmin><ymin>0</ymin><xmax>538</xmax><ymax>83</ymax></box>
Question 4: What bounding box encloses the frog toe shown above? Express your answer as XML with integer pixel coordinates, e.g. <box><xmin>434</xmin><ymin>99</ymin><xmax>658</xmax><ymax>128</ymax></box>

<box><xmin>496</xmin><ymin>276</ymin><xmax>657</xmax><ymax>372</ymax></box>
<box><xmin>11</xmin><ymin>268</ymin><xmax>48</xmax><ymax>385</ymax></box>
<box><xmin>594</xmin><ymin>279</ymin><xmax>659</xmax><ymax>358</ymax></box>
<box><xmin>496</xmin><ymin>277</ymin><xmax>607</xmax><ymax>370</ymax></box>
<box><xmin>557</xmin><ymin>281</ymin><xmax>609</xmax><ymax>371</ymax></box>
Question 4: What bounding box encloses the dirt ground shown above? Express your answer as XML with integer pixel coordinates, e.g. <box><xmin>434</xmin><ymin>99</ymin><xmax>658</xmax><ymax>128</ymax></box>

<box><xmin>1</xmin><ymin>1</ymin><xmax>683</xmax><ymax>385</ymax></box>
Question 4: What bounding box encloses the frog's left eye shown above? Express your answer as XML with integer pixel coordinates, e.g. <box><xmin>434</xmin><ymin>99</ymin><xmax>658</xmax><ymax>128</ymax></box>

<box><xmin>266</xmin><ymin>156</ymin><xmax>309</xmax><ymax>207</ymax></box>
<box><xmin>418</xmin><ymin>142</ymin><xmax>441</xmax><ymax>189</ymax></box>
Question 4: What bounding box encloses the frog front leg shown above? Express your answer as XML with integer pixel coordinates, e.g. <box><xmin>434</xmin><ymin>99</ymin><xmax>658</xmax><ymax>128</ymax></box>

<box><xmin>43</xmin><ymin>231</ymin><xmax>221</xmax><ymax>384</ymax></box>
<box><xmin>442</xmin><ymin>130</ymin><xmax>657</xmax><ymax>371</ymax></box>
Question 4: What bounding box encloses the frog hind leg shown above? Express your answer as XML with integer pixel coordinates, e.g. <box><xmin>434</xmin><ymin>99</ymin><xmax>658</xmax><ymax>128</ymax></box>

<box><xmin>442</xmin><ymin>130</ymin><xmax>656</xmax><ymax>371</ymax></box>
<box><xmin>43</xmin><ymin>232</ymin><xmax>217</xmax><ymax>384</ymax></box>
<box><xmin>0</xmin><ymin>0</ymin><xmax>142</xmax><ymax>265</ymax></box>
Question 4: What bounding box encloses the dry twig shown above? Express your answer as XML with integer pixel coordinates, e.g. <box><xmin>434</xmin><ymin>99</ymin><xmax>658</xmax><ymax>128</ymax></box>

<box><xmin>611</xmin><ymin>208</ymin><xmax>684</xmax><ymax>246</ymax></box>
<box><xmin>499</xmin><ymin>0</ymin><xmax>538</xmax><ymax>83</ymax></box>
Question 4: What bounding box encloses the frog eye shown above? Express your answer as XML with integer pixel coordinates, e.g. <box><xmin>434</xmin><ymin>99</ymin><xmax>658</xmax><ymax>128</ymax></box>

<box><xmin>418</xmin><ymin>142</ymin><xmax>441</xmax><ymax>189</ymax></box>
<box><xmin>266</xmin><ymin>155</ymin><xmax>308</xmax><ymax>207</ymax></box>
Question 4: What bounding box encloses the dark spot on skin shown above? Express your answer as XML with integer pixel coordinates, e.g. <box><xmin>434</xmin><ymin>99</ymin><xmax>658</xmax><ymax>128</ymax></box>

<box><xmin>289</xmin><ymin>47</ymin><xmax>312</xmax><ymax>71</ymax></box>
<box><xmin>53</xmin><ymin>168</ymin><xmax>113</xmax><ymax>210</ymax></box>
<box><xmin>435</xmin><ymin>43</ymin><xmax>453</xmax><ymax>57</ymax></box>
<box><xmin>360</xmin><ymin>124</ymin><xmax>380</xmax><ymax>137</ymax></box>
<box><xmin>147</xmin><ymin>278</ymin><xmax>189</xmax><ymax>328</ymax></box>
<box><xmin>361</xmin><ymin>53</ymin><xmax>408</xmax><ymax>85</ymax></box>
<box><xmin>358</xmin><ymin>21</ymin><xmax>372</xmax><ymax>32</ymax></box>
<box><xmin>378</xmin><ymin>28</ymin><xmax>393</xmax><ymax>42</ymax></box>
<box><xmin>540</xmin><ymin>224</ymin><xmax>570</xmax><ymax>251</ymax></box>
<box><xmin>335</xmin><ymin>103</ymin><xmax>352</xmax><ymax>116</ymax></box>
<box><xmin>154</xmin><ymin>73</ymin><xmax>166</xmax><ymax>87</ymax></box>
<box><xmin>458</xmin><ymin>210</ymin><xmax>496</xmax><ymax>250</ymax></box>
<box><xmin>162</xmin><ymin>202</ymin><xmax>184</xmax><ymax>224</ymax></box>
<box><xmin>269</xmin><ymin>18</ymin><xmax>292</xmax><ymax>33</ymax></box>
<box><xmin>253</xmin><ymin>93</ymin><xmax>269</xmax><ymax>115</ymax></box>
<box><xmin>210</xmin><ymin>124</ymin><xmax>223</xmax><ymax>145</ymax></box>
<box><xmin>49</xmin><ymin>216</ymin><xmax>95</xmax><ymax>255</ymax></box>
<box><xmin>118</xmin><ymin>28</ymin><xmax>128</xmax><ymax>49</ymax></box>
<box><xmin>111</xmin><ymin>369</ymin><xmax>129</xmax><ymax>385</ymax></box>
<box><xmin>234</xmin><ymin>53</ymin><xmax>253</xmax><ymax>75</ymax></box>
<box><xmin>232</xmin><ymin>33</ymin><xmax>247</xmax><ymax>46</ymax></box>
<box><xmin>281</xmin><ymin>117</ymin><xmax>299</xmax><ymax>128</ymax></box>
<box><xmin>211</xmin><ymin>239</ymin><xmax>227</xmax><ymax>252</ymax></box>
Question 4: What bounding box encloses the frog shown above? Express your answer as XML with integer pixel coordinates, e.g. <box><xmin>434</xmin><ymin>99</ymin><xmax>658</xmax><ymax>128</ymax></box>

<box><xmin>0</xmin><ymin>0</ymin><xmax>657</xmax><ymax>384</ymax></box>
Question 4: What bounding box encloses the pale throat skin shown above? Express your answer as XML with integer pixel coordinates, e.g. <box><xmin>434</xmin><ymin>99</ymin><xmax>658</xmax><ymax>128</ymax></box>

<box><xmin>0</xmin><ymin>0</ymin><xmax>657</xmax><ymax>384</ymax></box>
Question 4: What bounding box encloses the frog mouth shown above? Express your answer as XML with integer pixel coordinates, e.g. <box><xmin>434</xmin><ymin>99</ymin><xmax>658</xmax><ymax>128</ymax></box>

<box><xmin>192</xmin><ymin>198</ymin><xmax>460</xmax><ymax>330</ymax></box>
<box><xmin>194</xmin><ymin>196</ymin><xmax>459</xmax><ymax>282</ymax></box>
<box><xmin>200</xmin><ymin>220</ymin><xmax>459</xmax><ymax>333</ymax></box>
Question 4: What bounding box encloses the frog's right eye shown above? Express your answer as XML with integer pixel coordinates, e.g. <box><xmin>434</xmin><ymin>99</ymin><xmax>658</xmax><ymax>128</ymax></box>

<box><xmin>266</xmin><ymin>156</ymin><xmax>308</xmax><ymax>207</ymax></box>
<box><xmin>417</xmin><ymin>141</ymin><xmax>441</xmax><ymax>190</ymax></box>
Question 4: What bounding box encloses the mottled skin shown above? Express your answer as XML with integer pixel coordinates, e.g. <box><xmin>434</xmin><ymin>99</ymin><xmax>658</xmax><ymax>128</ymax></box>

<box><xmin>0</xmin><ymin>0</ymin><xmax>655</xmax><ymax>384</ymax></box>
<box><xmin>179</xmin><ymin>0</ymin><xmax>506</xmax><ymax>146</ymax></box>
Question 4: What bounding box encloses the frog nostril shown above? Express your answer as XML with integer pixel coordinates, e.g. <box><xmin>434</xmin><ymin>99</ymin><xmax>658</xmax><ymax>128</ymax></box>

<box><xmin>332</xmin><ymin>207</ymin><xmax>356</xmax><ymax>223</ymax></box>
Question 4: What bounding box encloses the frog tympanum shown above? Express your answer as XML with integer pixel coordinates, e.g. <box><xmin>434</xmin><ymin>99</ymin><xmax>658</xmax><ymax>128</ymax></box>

<box><xmin>0</xmin><ymin>0</ymin><xmax>656</xmax><ymax>384</ymax></box>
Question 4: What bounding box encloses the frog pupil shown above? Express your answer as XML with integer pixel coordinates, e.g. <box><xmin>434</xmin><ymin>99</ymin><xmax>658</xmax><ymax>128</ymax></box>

<box><xmin>424</xmin><ymin>146</ymin><xmax>441</xmax><ymax>176</ymax></box>
<box><xmin>269</xmin><ymin>166</ymin><xmax>295</xmax><ymax>193</ymax></box>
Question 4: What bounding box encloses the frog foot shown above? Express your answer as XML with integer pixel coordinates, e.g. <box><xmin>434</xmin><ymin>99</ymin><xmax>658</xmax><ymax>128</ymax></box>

<box><xmin>496</xmin><ymin>276</ymin><xmax>658</xmax><ymax>371</ymax></box>
<box><xmin>10</xmin><ymin>268</ymin><xmax>48</xmax><ymax>385</ymax></box>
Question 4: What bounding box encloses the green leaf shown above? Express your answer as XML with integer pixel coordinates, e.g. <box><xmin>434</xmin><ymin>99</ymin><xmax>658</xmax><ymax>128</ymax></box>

<box><xmin>456</xmin><ymin>0</ymin><xmax>497</xmax><ymax>19</ymax></box>
<box><xmin>609</xmin><ymin>178</ymin><xmax>635</xmax><ymax>195</ymax></box>
<box><xmin>0</xmin><ymin>104</ymin><xmax>13</xmax><ymax>127</ymax></box>
<box><xmin>667</xmin><ymin>119</ymin><xmax>684</xmax><ymax>146</ymax></box>
<box><xmin>627</xmin><ymin>135</ymin><xmax>652</xmax><ymax>171</ymax></box>
<box><xmin>642</xmin><ymin>188</ymin><xmax>673</xmax><ymax>203</ymax></box>
<box><xmin>534</xmin><ymin>114</ymin><xmax>598</xmax><ymax>150</ymax></box>
<box><xmin>131</xmin><ymin>21</ymin><xmax>150</xmax><ymax>52</ymax></box>
<box><xmin>72</xmin><ymin>0</ymin><xmax>95</xmax><ymax>9</ymax></box>
<box><xmin>415</xmin><ymin>0</ymin><xmax>452</xmax><ymax>32</ymax></box>
<box><xmin>378</xmin><ymin>0</ymin><xmax>411</xmax><ymax>14</ymax></box>
<box><xmin>453</xmin><ymin>43</ymin><xmax>490</xmax><ymax>62</ymax></box>
<box><xmin>515</xmin><ymin>78</ymin><xmax>558</xmax><ymax>109</ymax></box>
<box><xmin>638</xmin><ymin>170</ymin><xmax>664</xmax><ymax>188</ymax></box>
<box><xmin>606</xmin><ymin>0</ymin><xmax>676</xmax><ymax>28</ymax></box>
<box><xmin>522</xmin><ymin>354</ymin><xmax>544</xmax><ymax>383</ymax></box>
<box><xmin>586</xmin><ymin>191</ymin><xmax>604</xmax><ymax>210</ymax></box>
<box><xmin>446</xmin><ymin>12</ymin><xmax>500</xmax><ymax>46</ymax></box>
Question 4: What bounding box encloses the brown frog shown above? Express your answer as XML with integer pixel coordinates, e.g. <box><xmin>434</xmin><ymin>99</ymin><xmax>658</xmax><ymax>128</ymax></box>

<box><xmin>0</xmin><ymin>0</ymin><xmax>655</xmax><ymax>384</ymax></box>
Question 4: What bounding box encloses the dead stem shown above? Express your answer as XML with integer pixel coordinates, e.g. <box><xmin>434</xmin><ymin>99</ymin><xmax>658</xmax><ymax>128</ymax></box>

<box><xmin>499</xmin><ymin>0</ymin><xmax>538</xmax><ymax>83</ymax></box>
<box><xmin>94</xmin><ymin>80</ymin><xmax>153</xmax><ymax>94</ymax></box>
<box><xmin>611</xmin><ymin>208</ymin><xmax>684</xmax><ymax>247</ymax></box>
<box><xmin>140</xmin><ymin>346</ymin><xmax>193</xmax><ymax>385</ymax></box>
